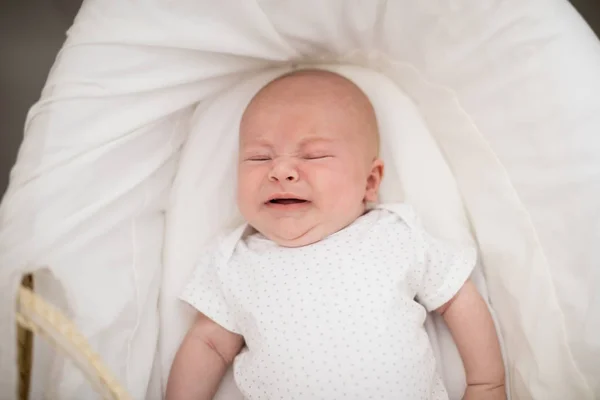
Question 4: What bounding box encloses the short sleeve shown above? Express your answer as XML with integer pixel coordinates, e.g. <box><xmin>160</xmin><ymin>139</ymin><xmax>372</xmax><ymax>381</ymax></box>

<box><xmin>415</xmin><ymin>230</ymin><xmax>477</xmax><ymax>312</ymax></box>
<box><xmin>180</xmin><ymin>247</ymin><xmax>240</xmax><ymax>334</ymax></box>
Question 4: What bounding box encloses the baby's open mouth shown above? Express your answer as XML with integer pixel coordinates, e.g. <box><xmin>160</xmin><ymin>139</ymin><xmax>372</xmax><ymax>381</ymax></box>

<box><xmin>268</xmin><ymin>198</ymin><xmax>308</xmax><ymax>205</ymax></box>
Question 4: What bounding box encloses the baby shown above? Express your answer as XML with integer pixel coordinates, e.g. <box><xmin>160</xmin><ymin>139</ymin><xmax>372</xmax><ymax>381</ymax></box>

<box><xmin>166</xmin><ymin>70</ymin><xmax>505</xmax><ymax>400</ymax></box>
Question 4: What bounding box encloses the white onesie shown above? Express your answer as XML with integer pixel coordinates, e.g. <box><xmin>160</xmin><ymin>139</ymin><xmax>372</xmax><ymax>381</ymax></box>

<box><xmin>181</xmin><ymin>204</ymin><xmax>476</xmax><ymax>400</ymax></box>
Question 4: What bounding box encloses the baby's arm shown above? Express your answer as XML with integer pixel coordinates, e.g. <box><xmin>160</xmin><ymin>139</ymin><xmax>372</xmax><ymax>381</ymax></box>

<box><xmin>436</xmin><ymin>279</ymin><xmax>506</xmax><ymax>400</ymax></box>
<box><xmin>166</xmin><ymin>313</ymin><xmax>244</xmax><ymax>400</ymax></box>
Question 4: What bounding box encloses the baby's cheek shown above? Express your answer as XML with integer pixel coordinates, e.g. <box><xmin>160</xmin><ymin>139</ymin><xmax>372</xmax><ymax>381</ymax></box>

<box><xmin>237</xmin><ymin>170</ymin><xmax>261</xmax><ymax>205</ymax></box>
<box><xmin>239</xmin><ymin>166</ymin><xmax>262</xmax><ymax>187</ymax></box>
<box><xmin>313</xmin><ymin>168</ymin><xmax>362</xmax><ymax>205</ymax></box>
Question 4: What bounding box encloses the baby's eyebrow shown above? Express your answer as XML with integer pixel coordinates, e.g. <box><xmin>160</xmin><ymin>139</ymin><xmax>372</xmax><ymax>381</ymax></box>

<box><xmin>240</xmin><ymin>138</ymin><xmax>272</xmax><ymax>149</ymax></box>
<box><xmin>298</xmin><ymin>137</ymin><xmax>335</xmax><ymax>147</ymax></box>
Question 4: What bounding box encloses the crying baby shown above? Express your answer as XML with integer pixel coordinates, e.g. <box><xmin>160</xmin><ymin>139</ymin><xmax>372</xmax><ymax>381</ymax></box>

<box><xmin>166</xmin><ymin>69</ymin><xmax>505</xmax><ymax>400</ymax></box>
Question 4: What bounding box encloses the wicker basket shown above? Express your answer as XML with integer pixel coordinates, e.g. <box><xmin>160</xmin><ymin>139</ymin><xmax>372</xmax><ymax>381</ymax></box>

<box><xmin>16</xmin><ymin>282</ymin><xmax>132</xmax><ymax>400</ymax></box>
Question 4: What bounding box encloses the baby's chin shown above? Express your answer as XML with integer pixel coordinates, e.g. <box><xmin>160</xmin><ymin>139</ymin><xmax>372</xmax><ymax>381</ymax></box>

<box><xmin>246</xmin><ymin>205</ymin><xmax>367</xmax><ymax>247</ymax></box>
<box><xmin>255</xmin><ymin>217</ymin><xmax>358</xmax><ymax>247</ymax></box>
<box><xmin>250</xmin><ymin>218</ymin><xmax>334</xmax><ymax>247</ymax></box>
<box><xmin>261</xmin><ymin>226</ymin><xmax>326</xmax><ymax>248</ymax></box>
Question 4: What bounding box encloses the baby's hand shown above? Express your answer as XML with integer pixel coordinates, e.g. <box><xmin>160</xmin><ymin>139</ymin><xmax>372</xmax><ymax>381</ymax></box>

<box><xmin>463</xmin><ymin>383</ymin><xmax>506</xmax><ymax>400</ymax></box>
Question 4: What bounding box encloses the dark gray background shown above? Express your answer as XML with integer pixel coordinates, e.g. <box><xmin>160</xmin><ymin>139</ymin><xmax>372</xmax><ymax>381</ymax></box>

<box><xmin>1</xmin><ymin>0</ymin><xmax>599</xmax><ymax>195</ymax></box>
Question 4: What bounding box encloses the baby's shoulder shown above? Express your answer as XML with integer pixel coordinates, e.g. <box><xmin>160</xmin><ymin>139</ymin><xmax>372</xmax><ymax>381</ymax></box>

<box><xmin>372</xmin><ymin>202</ymin><xmax>422</xmax><ymax>231</ymax></box>
<box><xmin>199</xmin><ymin>224</ymin><xmax>253</xmax><ymax>263</ymax></box>
<box><xmin>356</xmin><ymin>203</ymin><xmax>427</xmax><ymax>251</ymax></box>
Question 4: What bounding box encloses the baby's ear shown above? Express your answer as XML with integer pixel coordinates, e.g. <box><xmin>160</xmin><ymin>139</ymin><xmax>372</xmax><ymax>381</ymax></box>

<box><xmin>365</xmin><ymin>158</ymin><xmax>384</xmax><ymax>203</ymax></box>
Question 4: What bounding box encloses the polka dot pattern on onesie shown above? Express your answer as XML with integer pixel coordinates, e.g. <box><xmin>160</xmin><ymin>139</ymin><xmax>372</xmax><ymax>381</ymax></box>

<box><xmin>180</xmin><ymin>204</ymin><xmax>476</xmax><ymax>400</ymax></box>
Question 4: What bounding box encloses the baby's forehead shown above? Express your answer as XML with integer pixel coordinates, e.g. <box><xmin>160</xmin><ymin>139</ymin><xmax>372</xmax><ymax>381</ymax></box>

<box><xmin>241</xmin><ymin>132</ymin><xmax>339</xmax><ymax>149</ymax></box>
<box><xmin>238</xmin><ymin>107</ymin><xmax>358</xmax><ymax>149</ymax></box>
<box><xmin>239</xmin><ymin>70</ymin><xmax>379</xmax><ymax>151</ymax></box>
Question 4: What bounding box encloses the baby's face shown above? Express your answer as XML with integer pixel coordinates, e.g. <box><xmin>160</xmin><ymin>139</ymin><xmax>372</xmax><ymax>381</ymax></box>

<box><xmin>237</xmin><ymin>71</ymin><xmax>383</xmax><ymax>247</ymax></box>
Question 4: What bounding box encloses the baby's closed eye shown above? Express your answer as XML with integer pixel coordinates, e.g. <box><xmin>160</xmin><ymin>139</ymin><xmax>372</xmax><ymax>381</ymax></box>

<box><xmin>245</xmin><ymin>155</ymin><xmax>272</xmax><ymax>161</ymax></box>
<box><xmin>303</xmin><ymin>153</ymin><xmax>333</xmax><ymax>160</ymax></box>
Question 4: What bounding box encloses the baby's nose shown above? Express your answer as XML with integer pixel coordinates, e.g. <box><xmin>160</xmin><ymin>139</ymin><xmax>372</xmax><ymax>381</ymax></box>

<box><xmin>268</xmin><ymin>158</ymin><xmax>299</xmax><ymax>182</ymax></box>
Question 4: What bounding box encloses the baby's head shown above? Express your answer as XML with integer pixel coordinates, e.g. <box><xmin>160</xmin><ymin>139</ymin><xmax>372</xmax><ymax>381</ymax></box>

<box><xmin>237</xmin><ymin>69</ymin><xmax>384</xmax><ymax>247</ymax></box>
